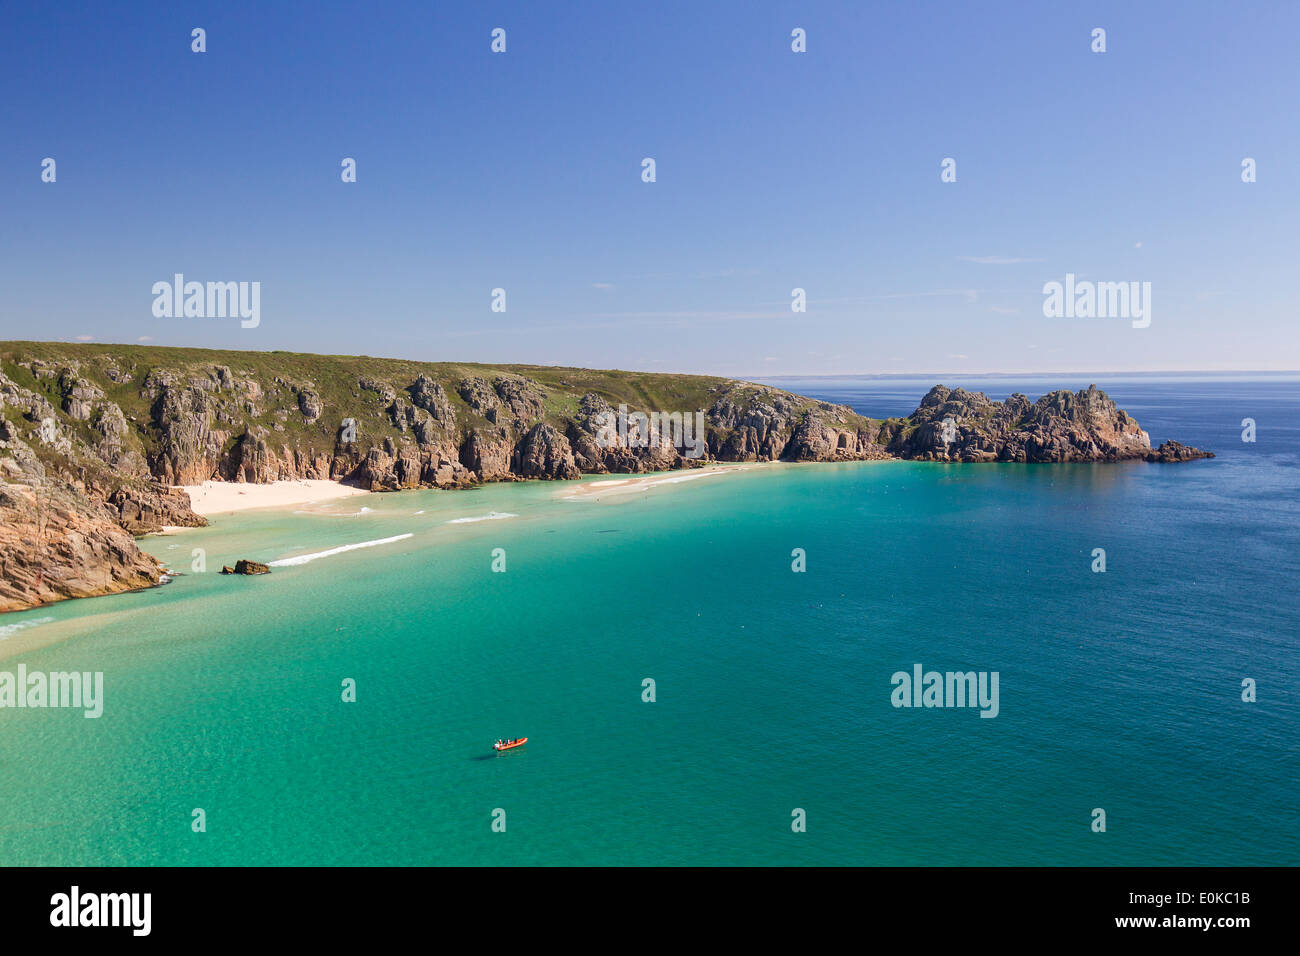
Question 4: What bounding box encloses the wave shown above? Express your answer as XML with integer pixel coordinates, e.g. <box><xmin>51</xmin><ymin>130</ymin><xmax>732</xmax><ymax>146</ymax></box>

<box><xmin>446</xmin><ymin>512</ymin><xmax>518</xmax><ymax>524</ymax></box>
<box><xmin>0</xmin><ymin>616</ymin><xmax>55</xmax><ymax>640</ymax></box>
<box><xmin>268</xmin><ymin>533</ymin><xmax>414</xmax><ymax>567</ymax></box>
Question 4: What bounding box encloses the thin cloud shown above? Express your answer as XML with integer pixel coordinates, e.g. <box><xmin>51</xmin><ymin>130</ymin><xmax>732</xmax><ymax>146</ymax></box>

<box><xmin>437</xmin><ymin>309</ymin><xmax>788</xmax><ymax>338</ymax></box>
<box><xmin>765</xmin><ymin>290</ymin><xmax>981</xmax><ymax>307</ymax></box>
<box><xmin>960</xmin><ymin>256</ymin><xmax>1044</xmax><ymax>265</ymax></box>
<box><xmin>872</xmin><ymin>289</ymin><xmax>979</xmax><ymax>302</ymax></box>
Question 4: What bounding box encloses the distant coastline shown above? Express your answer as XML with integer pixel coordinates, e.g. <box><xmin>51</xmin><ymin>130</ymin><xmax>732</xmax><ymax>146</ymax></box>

<box><xmin>1</xmin><ymin>342</ymin><xmax>1212</xmax><ymax>613</ymax></box>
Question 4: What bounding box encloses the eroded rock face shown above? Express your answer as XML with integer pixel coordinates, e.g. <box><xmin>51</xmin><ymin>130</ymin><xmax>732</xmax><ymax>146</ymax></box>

<box><xmin>457</xmin><ymin>377</ymin><xmax>502</xmax><ymax>424</ymax></box>
<box><xmin>353</xmin><ymin>438</ymin><xmax>426</xmax><ymax>491</ymax></box>
<box><xmin>107</xmin><ymin>483</ymin><xmax>206</xmax><ymax>534</ymax></box>
<box><xmin>0</xmin><ymin>479</ymin><xmax>168</xmax><ymax>613</ymax></box>
<box><xmin>409</xmin><ymin>375</ymin><xmax>455</xmax><ymax>427</ymax></box>
<box><xmin>714</xmin><ymin>397</ymin><xmax>791</xmax><ymax>460</ymax></box>
<box><xmin>150</xmin><ymin>383</ymin><xmax>224</xmax><ymax>484</ymax></box>
<box><xmin>565</xmin><ymin>392</ymin><xmax>693</xmax><ymax>473</ymax></box>
<box><xmin>566</xmin><ymin>393</ymin><xmax>617</xmax><ymax>474</ymax></box>
<box><xmin>58</xmin><ymin>369</ymin><xmax>104</xmax><ymax>421</ymax></box>
<box><xmin>420</xmin><ymin>442</ymin><xmax>475</xmax><ymax>488</ymax></box>
<box><xmin>359</xmin><ymin>378</ymin><xmax>396</xmax><ymax>403</ymax></box>
<box><xmin>512</xmin><ymin>423</ymin><xmax>581</xmax><ymax>479</ymax></box>
<box><xmin>885</xmin><ymin>384</ymin><xmax>1198</xmax><ymax>463</ymax></box>
<box><xmin>493</xmin><ymin>376</ymin><xmax>547</xmax><ymax>425</ymax></box>
<box><xmin>783</xmin><ymin>413</ymin><xmax>886</xmax><ymax>462</ymax></box>
<box><xmin>224</xmin><ymin>429</ymin><xmax>278</xmax><ymax>483</ymax></box>
<box><xmin>1</xmin><ymin>371</ymin><xmax>57</xmax><ymax>428</ymax></box>
<box><xmin>703</xmin><ymin>387</ymin><xmax>890</xmax><ymax>464</ymax></box>
<box><xmin>389</xmin><ymin>398</ymin><xmax>415</xmax><ymax>433</ymax></box>
<box><xmin>298</xmin><ymin>388</ymin><xmax>323</xmax><ymax>422</ymax></box>
<box><xmin>459</xmin><ymin>426</ymin><xmax>514</xmax><ymax>479</ymax></box>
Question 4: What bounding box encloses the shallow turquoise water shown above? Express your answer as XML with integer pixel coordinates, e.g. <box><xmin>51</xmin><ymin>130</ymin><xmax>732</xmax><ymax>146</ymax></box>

<box><xmin>1</xmin><ymin>382</ymin><xmax>1297</xmax><ymax>866</ymax></box>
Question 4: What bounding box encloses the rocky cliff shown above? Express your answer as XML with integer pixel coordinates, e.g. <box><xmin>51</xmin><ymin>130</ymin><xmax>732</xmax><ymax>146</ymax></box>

<box><xmin>884</xmin><ymin>384</ymin><xmax>1215</xmax><ymax>464</ymax></box>
<box><xmin>0</xmin><ymin>342</ymin><xmax>1211</xmax><ymax>613</ymax></box>
<box><xmin>0</xmin><ymin>447</ymin><xmax>175</xmax><ymax>613</ymax></box>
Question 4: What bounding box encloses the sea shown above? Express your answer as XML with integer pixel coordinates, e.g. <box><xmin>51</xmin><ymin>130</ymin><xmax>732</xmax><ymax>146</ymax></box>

<box><xmin>1</xmin><ymin>374</ymin><xmax>1297</xmax><ymax>866</ymax></box>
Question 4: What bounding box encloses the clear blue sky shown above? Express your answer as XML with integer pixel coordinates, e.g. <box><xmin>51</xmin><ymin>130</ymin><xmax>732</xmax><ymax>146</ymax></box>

<box><xmin>2</xmin><ymin>1</ymin><xmax>1296</xmax><ymax>375</ymax></box>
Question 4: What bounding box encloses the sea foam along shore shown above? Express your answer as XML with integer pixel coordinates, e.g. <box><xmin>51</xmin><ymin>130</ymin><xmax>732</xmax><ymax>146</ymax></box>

<box><xmin>557</xmin><ymin>465</ymin><xmax>743</xmax><ymax>500</ymax></box>
<box><xmin>173</xmin><ymin>479</ymin><xmax>370</xmax><ymax>519</ymax></box>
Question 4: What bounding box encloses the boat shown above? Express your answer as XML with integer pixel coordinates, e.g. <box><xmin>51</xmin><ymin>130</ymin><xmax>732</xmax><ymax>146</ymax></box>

<box><xmin>493</xmin><ymin>737</ymin><xmax>527</xmax><ymax>752</ymax></box>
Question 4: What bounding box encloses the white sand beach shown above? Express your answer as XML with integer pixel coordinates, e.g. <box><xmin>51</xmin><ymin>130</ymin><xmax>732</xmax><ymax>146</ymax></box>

<box><xmin>558</xmin><ymin>466</ymin><xmax>742</xmax><ymax>500</ymax></box>
<box><xmin>175</xmin><ymin>479</ymin><xmax>370</xmax><ymax>518</ymax></box>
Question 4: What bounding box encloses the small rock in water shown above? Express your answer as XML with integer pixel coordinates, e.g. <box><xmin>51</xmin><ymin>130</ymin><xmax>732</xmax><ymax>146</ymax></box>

<box><xmin>221</xmin><ymin>560</ymin><xmax>270</xmax><ymax>575</ymax></box>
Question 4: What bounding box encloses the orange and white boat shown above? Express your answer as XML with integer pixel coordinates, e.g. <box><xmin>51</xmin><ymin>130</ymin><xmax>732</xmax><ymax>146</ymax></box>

<box><xmin>493</xmin><ymin>737</ymin><xmax>527</xmax><ymax>752</ymax></box>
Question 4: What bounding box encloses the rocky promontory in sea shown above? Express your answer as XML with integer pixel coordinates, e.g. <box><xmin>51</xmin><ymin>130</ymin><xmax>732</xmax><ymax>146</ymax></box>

<box><xmin>0</xmin><ymin>342</ymin><xmax>1212</xmax><ymax>612</ymax></box>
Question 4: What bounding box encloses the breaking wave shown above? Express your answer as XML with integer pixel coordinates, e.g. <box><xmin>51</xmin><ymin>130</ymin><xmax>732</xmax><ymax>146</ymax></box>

<box><xmin>446</xmin><ymin>512</ymin><xmax>518</xmax><ymax>524</ymax></box>
<box><xmin>0</xmin><ymin>616</ymin><xmax>55</xmax><ymax>640</ymax></box>
<box><xmin>269</xmin><ymin>533</ymin><xmax>414</xmax><ymax>567</ymax></box>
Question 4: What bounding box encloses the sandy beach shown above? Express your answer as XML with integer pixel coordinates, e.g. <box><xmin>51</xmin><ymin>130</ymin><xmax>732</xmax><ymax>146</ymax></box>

<box><xmin>557</xmin><ymin>466</ymin><xmax>743</xmax><ymax>500</ymax></box>
<box><xmin>175</xmin><ymin>479</ymin><xmax>370</xmax><ymax>519</ymax></box>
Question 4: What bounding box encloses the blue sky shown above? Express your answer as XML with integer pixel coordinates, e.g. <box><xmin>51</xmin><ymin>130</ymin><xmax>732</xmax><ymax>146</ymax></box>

<box><xmin>1</xmin><ymin>1</ymin><xmax>1296</xmax><ymax>375</ymax></box>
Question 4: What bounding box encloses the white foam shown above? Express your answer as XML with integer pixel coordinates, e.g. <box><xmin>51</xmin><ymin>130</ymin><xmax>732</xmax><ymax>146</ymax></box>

<box><xmin>446</xmin><ymin>512</ymin><xmax>518</xmax><ymax>524</ymax></box>
<box><xmin>657</xmin><ymin>471</ymin><xmax>727</xmax><ymax>484</ymax></box>
<box><xmin>0</xmin><ymin>616</ymin><xmax>54</xmax><ymax>640</ymax></box>
<box><xmin>268</xmin><ymin>533</ymin><xmax>414</xmax><ymax>567</ymax></box>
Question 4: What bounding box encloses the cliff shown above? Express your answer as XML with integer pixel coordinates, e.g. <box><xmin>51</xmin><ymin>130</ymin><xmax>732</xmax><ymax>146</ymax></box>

<box><xmin>0</xmin><ymin>342</ymin><xmax>1211</xmax><ymax>612</ymax></box>
<box><xmin>883</xmin><ymin>384</ymin><xmax>1214</xmax><ymax>464</ymax></box>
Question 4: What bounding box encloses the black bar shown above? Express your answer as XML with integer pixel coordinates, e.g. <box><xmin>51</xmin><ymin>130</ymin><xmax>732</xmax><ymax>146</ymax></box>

<box><xmin>0</xmin><ymin>867</ymin><xmax>1278</xmax><ymax>942</ymax></box>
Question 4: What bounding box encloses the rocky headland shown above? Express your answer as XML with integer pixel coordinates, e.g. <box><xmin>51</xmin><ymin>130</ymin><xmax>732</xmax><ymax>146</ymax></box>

<box><xmin>0</xmin><ymin>342</ymin><xmax>1212</xmax><ymax>612</ymax></box>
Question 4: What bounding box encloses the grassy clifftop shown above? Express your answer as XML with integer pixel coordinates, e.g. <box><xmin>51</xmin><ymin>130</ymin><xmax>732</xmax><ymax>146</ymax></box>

<box><xmin>0</xmin><ymin>341</ymin><xmax>882</xmax><ymax>495</ymax></box>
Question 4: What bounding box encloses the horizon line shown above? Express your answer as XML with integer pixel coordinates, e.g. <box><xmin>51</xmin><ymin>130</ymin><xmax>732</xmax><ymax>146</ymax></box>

<box><xmin>751</xmin><ymin>368</ymin><xmax>1300</xmax><ymax>379</ymax></box>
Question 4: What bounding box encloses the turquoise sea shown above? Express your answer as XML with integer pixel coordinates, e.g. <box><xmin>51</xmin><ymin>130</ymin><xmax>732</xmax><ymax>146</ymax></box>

<box><xmin>1</xmin><ymin>376</ymin><xmax>1297</xmax><ymax>866</ymax></box>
